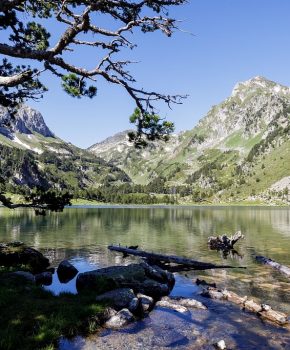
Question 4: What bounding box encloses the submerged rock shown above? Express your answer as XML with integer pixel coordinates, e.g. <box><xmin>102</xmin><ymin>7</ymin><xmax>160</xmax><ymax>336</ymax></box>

<box><xmin>0</xmin><ymin>242</ymin><xmax>49</xmax><ymax>273</ymax></box>
<box><xmin>104</xmin><ymin>308</ymin><xmax>135</xmax><ymax>329</ymax></box>
<box><xmin>156</xmin><ymin>299</ymin><xmax>189</xmax><ymax>314</ymax></box>
<box><xmin>57</xmin><ymin>260</ymin><xmax>78</xmax><ymax>283</ymax></box>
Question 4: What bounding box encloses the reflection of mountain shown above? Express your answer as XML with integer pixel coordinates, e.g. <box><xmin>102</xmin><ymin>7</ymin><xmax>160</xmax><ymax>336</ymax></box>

<box><xmin>1</xmin><ymin>206</ymin><xmax>290</xmax><ymax>310</ymax></box>
<box><xmin>0</xmin><ymin>207</ymin><xmax>290</xmax><ymax>261</ymax></box>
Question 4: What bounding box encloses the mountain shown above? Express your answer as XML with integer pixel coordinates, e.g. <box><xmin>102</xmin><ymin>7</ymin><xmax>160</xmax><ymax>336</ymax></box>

<box><xmin>0</xmin><ymin>105</ymin><xmax>131</xmax><ymax>193</ymax></box>
<box><xmin>89</xmin><ymin>76</ymin><xmax>290</xmax><ymax>204</ymax></box>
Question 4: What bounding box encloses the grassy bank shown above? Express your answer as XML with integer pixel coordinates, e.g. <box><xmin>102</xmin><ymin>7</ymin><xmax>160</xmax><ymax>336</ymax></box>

<box><xmin>0</xmin><ymin>271</ymin><xmax>106</xmax><ymax>350</ymax></box>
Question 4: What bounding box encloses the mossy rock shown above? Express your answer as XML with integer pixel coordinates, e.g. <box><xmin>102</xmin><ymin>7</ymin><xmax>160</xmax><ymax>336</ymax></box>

<box><xmin>0</xmin><ymin>242</ymin><xmax>49</xmax><ymax>273</ymax></box>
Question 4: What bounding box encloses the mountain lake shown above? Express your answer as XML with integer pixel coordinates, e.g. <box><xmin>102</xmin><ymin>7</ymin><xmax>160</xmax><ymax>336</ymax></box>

<box><xmin>1</xmin><ymin>205</ymin><xmax>290</xmax><ymax>349</ymax></box>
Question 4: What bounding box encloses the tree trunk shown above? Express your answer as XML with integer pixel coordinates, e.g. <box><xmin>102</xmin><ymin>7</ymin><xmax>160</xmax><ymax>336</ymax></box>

<box><xmin>201</xmin><ymin>286</ymin><xmax>289</xmax><ymax>326</ymax></box>
<box><xmin>256</xmin><ymin>256</ymin><xmax>290</xmax><ymax>278</ymax></box>
<box><xmin>108</xmin><ymin>245</ymin><xmax>244</xmax><ymax>270</ymax></box>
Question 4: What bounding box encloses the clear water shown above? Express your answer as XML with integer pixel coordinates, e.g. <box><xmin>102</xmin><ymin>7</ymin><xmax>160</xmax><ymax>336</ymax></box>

<box><xmin>1</xmin><ymin>205</ymin><xmax>290</xmax><ymax>349</ymax></box>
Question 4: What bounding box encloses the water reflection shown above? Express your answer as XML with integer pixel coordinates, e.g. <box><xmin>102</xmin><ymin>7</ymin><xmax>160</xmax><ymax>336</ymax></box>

<box><xmin>1</xmin><ymin>206</ymin><xmax>290</xmax><ymax>348</ymax></box>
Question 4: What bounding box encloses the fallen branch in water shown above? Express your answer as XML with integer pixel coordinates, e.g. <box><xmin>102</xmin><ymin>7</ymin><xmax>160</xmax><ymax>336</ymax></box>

<box><xmin>256</xmin><ymin>256</ymin><xmax>290</xmax><ymax>279</ymax></box>
<box><xmin>208</xmin><ymin>231</ymin><xmax>244</xmax><ymax>251</ymax></box>
<box><xmin>201</xmin><ymin>286</ymin><xmax>289</xmax><ymax>326</ymax></box>
<box><xmin>108</xmin><ymin>245</ymin><xmax>246</xmax><ymax>270</ymax></box>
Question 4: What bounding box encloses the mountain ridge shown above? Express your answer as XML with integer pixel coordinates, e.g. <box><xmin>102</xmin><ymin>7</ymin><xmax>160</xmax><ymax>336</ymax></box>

<box><xmin>88</xmin><ymin>76</ymin><xmax>290</xmax><ymax>203</ymax></box>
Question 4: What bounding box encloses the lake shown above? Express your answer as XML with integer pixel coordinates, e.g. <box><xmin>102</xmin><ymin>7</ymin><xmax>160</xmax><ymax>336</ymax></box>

<box><xmin>1</xmin><ymin>205</ymin><xmax>290</xmax><ymax>349</ymax></box>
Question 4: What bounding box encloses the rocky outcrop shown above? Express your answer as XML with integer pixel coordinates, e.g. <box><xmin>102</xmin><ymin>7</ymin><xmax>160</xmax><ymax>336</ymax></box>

<box><xmin>0</xmin><ymin>242</ymin><xmax>49</xmax><ymax>273</ymax></box>
<box><xmin>0</xmin><ymin>105</ymin><xmax>54</xmax><ymax>138</ymax></box>
<box><xmin>76</xmin><ymin>263</ymin><xmax>174</xmax><ymax>298</ymax></box>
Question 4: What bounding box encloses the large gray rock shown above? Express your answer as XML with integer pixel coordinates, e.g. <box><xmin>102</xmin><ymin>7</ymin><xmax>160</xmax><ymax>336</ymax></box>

<box><xmin>76</xmin><ymin>263</ymin><xmax>173</xmax><ymax>298</ymax></box>
<box><xmin>0</xmin><ymin>105</ymin><xmax>54</xmax><ymax>137</ymax></box>
<box><xmin>57</xmin><ymin>260</ymin><xmax>78</xmax><ymax>283</ymax></box>
<box><xmin>95</xmin><ymin>288</ymin><xmax>136</xmax><ymax>311</ymax></box>
<box><xmin>104</xmin><ymin>308</ymin><xmax>135</xmax><ymax>329</ymax></box>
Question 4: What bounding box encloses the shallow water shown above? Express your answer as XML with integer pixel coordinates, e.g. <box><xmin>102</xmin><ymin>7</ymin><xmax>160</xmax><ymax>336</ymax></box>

<box><xmin>1</xmin><ymin>205</ymin><xmax>290</xmax><ymax>349</ymax></box>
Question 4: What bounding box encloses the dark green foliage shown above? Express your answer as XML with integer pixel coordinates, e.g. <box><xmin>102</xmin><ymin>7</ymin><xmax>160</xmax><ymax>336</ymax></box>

<box><xmin>128</xmin><ymin>108</ymin><xmax>175</xmax><ymax>147</ymax></box>
<box><xmin>61</xmin><ymin>74</ymin><xmax>97</xmax><ymax>99</ymax></box>
<box><xmin>0</xmin><ymin>0</ymin><xmax>185</xmax><ymax>139</ymax></box>
<box><xmin>0</xmin><ymin>272</ymin><xmax>106</xmax><ymax>350</ymax></box>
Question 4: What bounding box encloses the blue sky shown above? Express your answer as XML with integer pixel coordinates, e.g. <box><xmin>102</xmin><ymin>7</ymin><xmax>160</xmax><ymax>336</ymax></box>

<box><xmin>28</xmin><ymin>0</ymin><xmax>290</xmax><ymax>148</ymax></box>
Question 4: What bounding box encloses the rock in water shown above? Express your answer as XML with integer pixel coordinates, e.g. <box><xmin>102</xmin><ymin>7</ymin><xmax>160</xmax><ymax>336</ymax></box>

<box><xmin>95</xmin><ymin>288</ymin><xmax>136</xmax><ymax>311</ymax></box>
<box><xmin>137</xmin><ymin>293</ymin><xmax>154</xmax><ymax>312</ymax></box>
<box><xmin>57</xmin><ymin>260</ymin><xmax>78</xmax><ymax>283</ymax></box>
<box><xmin>104</xmin><ymin>309</ymin><xmax>135</xmax><ymax>329</ymax></box>
<box><xmin>76</xmin><ymin>263</ymin><xmax>174</xmax><ymax>298</ymax></box>
<box><xmin>35</xmin><ymin>271</ymin><xmax>53</xmax><ymax>285</ymax></box>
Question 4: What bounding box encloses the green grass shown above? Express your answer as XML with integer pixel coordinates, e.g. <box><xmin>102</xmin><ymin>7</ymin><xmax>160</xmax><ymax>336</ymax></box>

<box><xmin>0</xmin><ymin>272</ymin><xmax>107</xmax><ymax>350</ymax></box>
<box><xmin>224</xmin><ymin>131</ymin><xmax>263</xmax><ymax>150</ymax></box>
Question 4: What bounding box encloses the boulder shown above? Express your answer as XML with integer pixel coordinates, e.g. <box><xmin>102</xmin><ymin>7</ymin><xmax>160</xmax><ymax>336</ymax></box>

<box><xmin>104</xmin><ymin>308</ymin><xmax>135</xmax><ymax>329</ymax></box>
<box><xmin>11</xmin><ymin>271</ymin><xmax>35</xmax><ymax>283</ymax></box>
<box><xmin>0</xmin><ymin>242</ymin><xmax>49</xmax><ymax>273</ymax></box>
<box><xmin>76</xmin><ymin>263</ymin><xmax>173</xmax><ymax>298</ymax></box>
<box><xmin>57</xmin><ymin>260</ymin><xmax>78</xmax><ymax>283</ymax></box>
<box><xmin>95</xmin><ymin>288</ymin><xmax>136</xmax><ymax>311</ymax></box>
<box><xmin>35</xmin><ymin>271</ymin><xmax>53</xmax><ymax>286</ymax></box>
<box><xmin>141</xmin><ymin>262</ymin><xmax>175</xmax><ymax>288</ymax></box>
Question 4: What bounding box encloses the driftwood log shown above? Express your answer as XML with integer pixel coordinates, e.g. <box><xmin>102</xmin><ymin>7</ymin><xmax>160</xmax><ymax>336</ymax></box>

<box><xmin>256</xmin><ymin>256</ymin><xmax>290</xmax><ymax>279</ymax></box>
<box><xmin>208</xmin><ymin>231</ymin><xmax>244</xmax><ymax>251</ymax></box>
<box><xmin>108</xmin><ymin>245</ymin><xmax>245</xmax><ymax>270</ymax></box>
<box><xmin>201</xmin><ymin>286</ymin><xmax>289</xmax><ymax>326</ymax></box>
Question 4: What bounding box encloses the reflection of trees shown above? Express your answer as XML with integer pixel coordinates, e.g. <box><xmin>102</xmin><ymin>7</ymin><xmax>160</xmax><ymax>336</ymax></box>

<box><xmin>1</xmin><ymin>206</ymin><xmax>290</xmax><ymax>313</ymax></box>
<box><xmin>0</xmin><ymin>206</ymin><xmax>290</xmax><ymax>263</ymax></box>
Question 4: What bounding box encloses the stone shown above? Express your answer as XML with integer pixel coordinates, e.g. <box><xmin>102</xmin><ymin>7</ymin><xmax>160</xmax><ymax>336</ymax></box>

<box><xmin>57</xmin><ymin>260</ymin><xmax>78</xmax><ymax>283</ymax></box>
<box><xmin>137</xmin><ymin>293</ymin><xmax>154</xmax><ymax>312</ymax></box>
<box><xmin>11</xmin><ymin>271</ymin><xmax>35</xmax><ymax>283</ymax></box>
<box><xmin>141</xmin><ymin>262</ymin><xmax>175</xmax><ymax>288</ymax></box>
<box><xmin>104</xmin><ymin>308</ymin><xmax>135</xmax><ymax>329</ymax></box>
<box><xmin>35</xmin><ymin>271</ymin><xmax>53</xmax><ymax>286</ymax></box>
<box><xmin>95</xmin><ymin>288</ymin><xmax>136</xmax><ymax>311</ymax></box>
<box><xmin>136</xmin><ymin>279</ymin><xmax>170</xmax><ymax>299</ymax></box>
<box><xmin>98</xmin><ymin>307</ymin><xmax>118</xmax><ymax>324</ymax></box>
<box><xmin>76</xmin><ymin>263</ymin><xmax>172</xmax><ymax>298</ymax></box>
<box><xmin>156</xmin><ymin>299</ymin><xmax>188</xmax><ymax>314</ymax></box>
<box><xmin>215</xmin><ymin>339</ymin><xmax>226</xmax><ymax>349</ymax></box>
<box><xmin>128</xmin><ymin>297</ymin><xmax>140</xmax><ymax>314</ymax></box>
<box><xmin>0</xmin><ymin>242</ymin><xmax>49</xmax><ymax>273</ymax></box>
<box><xmin>167</xmin><ymin>296</ymin><xmax>207</xmax><ymax>310</ymax></box>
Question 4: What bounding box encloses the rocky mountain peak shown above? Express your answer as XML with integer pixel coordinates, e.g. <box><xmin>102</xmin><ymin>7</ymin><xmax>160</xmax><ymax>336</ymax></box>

<box><xmin>0</xmin><ymin>104</ymin><xmax>54</xmax><ymax>138</ymax></box>
<box><xmin>232</xmin><ymin>76</ymin><xmax>290</xmax><ymax>98</ymax></box>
